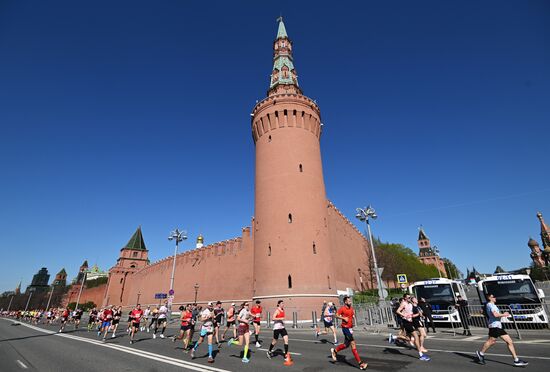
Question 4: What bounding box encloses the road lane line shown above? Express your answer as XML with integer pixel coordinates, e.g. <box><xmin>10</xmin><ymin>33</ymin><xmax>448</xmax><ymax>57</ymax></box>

<box><xmin>257</xmin><ymin>347</ymin><xmax>302</xmax><ymax>356</ymax></box>
<box><xmin>291</xmin><ymin>337</ymin><xmax>550</xmax><ymax>361</ymax></box>
<box><xmin>15</xmin><ymin>360</ymin><xmax>28</xmax><ymax>369</ymax></box>
<box><xmin>2</xmin><ymin>319</ymin><xmax>231</xmax><ymax>372</ymax></box>
<box><xmin>463</xmin><ymin>336</ymin><xmax>483</xmax><ymax>341</ymax></box>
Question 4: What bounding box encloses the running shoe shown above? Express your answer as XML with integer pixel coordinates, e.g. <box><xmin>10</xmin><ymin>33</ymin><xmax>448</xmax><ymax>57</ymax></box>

<box><xmin>208</xmin><ymin>357</ymin><xmax>214</xmax><ymax>363</ymax></box>
<box><xmin>153</xmin><ymin>333</ymin><xmax>156</xmax><ymax>339</ymax></box>
<box><xmin>256</xmin><ymin>341</ymin><xmax>261</xmax><ymax>347</ymax></box>
<box><xmin>359</xmin><ymin>362</ymin><xmax>368</xmax><ymax>370</ymax></box>
<box><xmin>514</xmin><ymin>360</ymin><xmax>528</xmax><ymax>367</ymax></box>
<box><xmin>315</xmin><ymin>331</ymin><xmax>319</xmax><ymax>339</ymax></box>
<box><xmin>476</xmin><ymin>351</ymin><xmax>486</xmax><ymax>365</ymax></box>
<box><xmin>160</xmin><ymin>334</ymin><xmax>165</xmax><ymax>339</ymax></box>
<box><xmin>227</xmin><ymin>338</ymin><xmax>234</xmax><ymax>346</ymax></box>
<box><xmin>330</xmin><ymin>347</ymin><xmax>337</xmax><ymax>361</ymax></box>
<box><xmin>388</xmin><ymin>334</ymin><xmax>395</xmax><ymax>344</ymax></box>
<box><xmin>419</xmin><ymin>355</ymin><xmax>431</xmax><ymax>362</ymax></box>
<box><xmin>130</xmin><ymin>340</ymin><xmax>133</xmax><ymax>344</ymax></box>
<box><xmin>242</xmin><ymin>357</ymin><xmax>250</xmax><ymax>363</ymax></box>
<box><xmin>190</xmin><ymin>349</ymin><xmax>195</xmax><ymax>359</ymax></box>
<box><xmin>267</xmin><ymin>350</ymin><xmax>273</xmax><ymax>359</ymax></box>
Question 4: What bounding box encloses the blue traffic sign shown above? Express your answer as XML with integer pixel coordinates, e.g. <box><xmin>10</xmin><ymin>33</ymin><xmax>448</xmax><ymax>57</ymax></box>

<box><xmin>397</xmin><ymin>274</ymin><xmax>408</xmax><ymax>284</ymax></box>
<box><xmin>154</xmin><ymin>293</ymin><xmax>168</xmax><ymax>299</ymax></box>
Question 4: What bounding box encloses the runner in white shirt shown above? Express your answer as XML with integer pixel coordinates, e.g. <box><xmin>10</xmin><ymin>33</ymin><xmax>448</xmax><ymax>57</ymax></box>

<box><xmin>190</xmin><ymin>302</ymin><xmax>216</xmax><ymax>363</ymax></box>
<box><xmin>142</xmin><ymin>306</ymin><xmax>151</xmax><ymax>332</ymax></box>
<box><xmin>228</xmin><ymin>302</ymin><xmax>253</xmax><ymax>363</ymax></box>
<box><xmin>154</xmin><ymin>301</ymin><xmax>168</xmax><ymax>339</ymax></box>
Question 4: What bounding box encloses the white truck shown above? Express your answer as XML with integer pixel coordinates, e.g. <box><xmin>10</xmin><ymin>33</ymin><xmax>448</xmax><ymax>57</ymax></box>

<box><xmin>409</xmin><ymin>278</ymin><xmax>468</xmax><ymax>324</ymax></box>
<box><xmin>477</xmin><ymin>274</ymin><xmax>548</xmax><ymax>326</ymax></box>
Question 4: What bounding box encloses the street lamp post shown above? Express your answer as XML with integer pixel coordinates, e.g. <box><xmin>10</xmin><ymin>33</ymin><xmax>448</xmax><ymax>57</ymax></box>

<box><xmin>75</xmin><ymin>270</ymin><xmax>88</xmax><ymax>311</ymax></box>
<box><xmin>24</xmin><ymin>291</ymin><xmax>33</xmax><ymax>312</ymax></box>
<box><xmin>7</xmin><ymin>295</ymin><xmax>14</xmax><ymax>312</ymax></box>
<box><xmin>136</xmin><ymin>291</ymin><xmax>141</xmax><ymax>306</ymax></box>
<box><xmin>432</xmin><ymin>245</ymin><xmax>443</xmax><ymax>278</ymax></box>
<box><xmin>45</xmin><ymin>284</ymin><xmax>56</xmax><ymax>311</ymax></box>
<box><xmin>168</xmin><ymin>228</ymin><xmax>187</xmax><ymax>316</ymax></box>
<box><xmin>194</xmin><ymin>283</ymin><xmax>199</xmax><ymax>304</ymax></box>
<box><xmin>356</xmin><ymin>205</ymin><xmax>385</xmax><ymax>302</ymax></box>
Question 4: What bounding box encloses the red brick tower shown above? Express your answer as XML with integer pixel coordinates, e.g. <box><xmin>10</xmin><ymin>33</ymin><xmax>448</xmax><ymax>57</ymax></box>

<box><xmin>104</xmin><ymin>227</ymin><xmax>149</xmax><ymax>306</ymax></box>
<box><xmin>252</xmin><ymin>18</ymin><xmax>335</xmax><ymax>307</ymax></box>
<box><xmin>417</xmin><ymin>227</ymin><xmax>447</xmax><ymax>277</ymax></box>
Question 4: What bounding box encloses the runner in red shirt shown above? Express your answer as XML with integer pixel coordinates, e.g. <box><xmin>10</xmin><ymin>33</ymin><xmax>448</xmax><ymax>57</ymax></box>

<box><xmin>330</xmin><ymin>296</ymin><xmax>368</xmax><ymax>370</ymax></box>
<box><xmin>59</xmin><ymin>308</ymin><xmax>70</xmax><ymax>333</ymax></box>
<box><xmin>250</xmin><ymin>300</ymin><xmax>263</xmax><ymax>347</ymax></box>
<box><xmin>129</xmin><ymin>304</ymin><xmax>143</xmax><ymax>344</ymax></box>
<box><xmin>101</xmin><ymin>306</ymin><xmax>114</xmax><ymax>341</ymax></box>
<box><xmin>173</xmin><ymin>304</ymin><xmax>193</xmax><ymax>352</ymax></box>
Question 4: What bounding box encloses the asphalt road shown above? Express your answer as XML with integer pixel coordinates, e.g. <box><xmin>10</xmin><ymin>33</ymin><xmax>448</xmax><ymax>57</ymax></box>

<box><xmin>1</xmin><ymin>318</ymin><xmax>548</xmax><ymax>371</ymax></box>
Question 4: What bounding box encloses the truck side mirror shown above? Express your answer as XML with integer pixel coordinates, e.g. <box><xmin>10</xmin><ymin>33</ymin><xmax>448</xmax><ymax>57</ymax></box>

<box><xmin>537</xmin><ymin>288</ymin><xmax>545</xmax><ymax>299</ymax></box>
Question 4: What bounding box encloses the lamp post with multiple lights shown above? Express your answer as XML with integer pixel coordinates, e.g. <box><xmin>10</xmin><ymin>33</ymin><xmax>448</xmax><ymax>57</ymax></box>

<box><xmin>168</xmin><ymin>228</ymin><xmax>187</xmax><ymax>313</ymax></box>
<box><xmin>356</xmin><ymin>205</ymin><xmax>385</xmax><ymax>301</ymax></box>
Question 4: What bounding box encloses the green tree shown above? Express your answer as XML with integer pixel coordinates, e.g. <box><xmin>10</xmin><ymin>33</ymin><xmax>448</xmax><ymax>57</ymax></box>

<box><xmin>373</xmin><ymin>239</ymin><xmax>439</xmax><ymax>284</ymax></box>
<box><xmin>442</xmin><ymin>258</ymin><xmax>463</xmax><ymax>279</ymax></box>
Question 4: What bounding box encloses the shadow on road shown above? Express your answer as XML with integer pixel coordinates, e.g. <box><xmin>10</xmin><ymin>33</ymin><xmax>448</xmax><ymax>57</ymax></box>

<box><xmin>453</xmin><ymin>352</ymin><xmax>515</xmax><ymax>367</ymax></box>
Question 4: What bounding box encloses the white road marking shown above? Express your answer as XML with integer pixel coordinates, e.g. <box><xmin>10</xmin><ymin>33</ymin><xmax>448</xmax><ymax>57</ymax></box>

<box><xmin>463</xmin><ymin>336</ymin><xmax>483</xmax><ymax>341</ymax></box>
<box><xmin>291</xmin><ymin>337</ymin><xmax>550</xmax><ymax>361</ymax></box>
<box><xmin>257</xmin><ymin>347</ymin><xmax>302</xmax><ymax>356</ymax></box>
<box><xmin>16</xmin><ymin>360</ymin><xmax>28</xmax><ymax>369</ymax></box>
<box><xmin>2</xmin><ymin>319</ymin><xmax>230</xmax><ymax>372</ymax></box>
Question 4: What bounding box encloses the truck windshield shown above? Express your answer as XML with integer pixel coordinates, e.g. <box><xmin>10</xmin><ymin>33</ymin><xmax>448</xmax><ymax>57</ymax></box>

<box><xmin>414</xmin><ymin>284</ymin><xmax>455</xmax><ymax>307</ymax></box>
<box><xmin>482</xmin><ymin>279</ymin><xmax>539</xmax><ymax>304</ymax></box>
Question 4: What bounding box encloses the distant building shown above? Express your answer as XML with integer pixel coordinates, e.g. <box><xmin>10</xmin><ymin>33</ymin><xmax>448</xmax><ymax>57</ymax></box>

<box><xmin>86</xmin><ymin>264</ymin><xmax>108</xmax><ymax>281</ymax></box>
<box><xmin>26</xmin><ymin>267</ymin><xmax>50</xmax><ymax>293</ymax></box>
<box><xmin>529</xmin><ymin>212</ymin><xmax>550</xmax><ymax>267</ymax></box>
<box><xmin>417</xmin><ymin>227</ymin><xmax>447</xmax><ymax>277</ymax></box>
<box><xmin>52</xmin><ymin>268</ymin><xmax>67</xmax><ymax>287</ymax></box>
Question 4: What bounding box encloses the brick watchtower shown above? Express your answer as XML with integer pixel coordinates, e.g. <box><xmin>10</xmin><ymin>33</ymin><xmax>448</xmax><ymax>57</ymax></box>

<box><xmin>104</xmin><ymin>227</ymin><xmax>149</xmax><ymax>306</ymax></box>
<box><xmin>252</xmin><ymin>19</ymin><xmax>335</xmax><ymax>306</ymax></box>
<box><xmin>417</xmin><ymin>227</ymin><xmax>447</xmax><ymax>277</ymax></box>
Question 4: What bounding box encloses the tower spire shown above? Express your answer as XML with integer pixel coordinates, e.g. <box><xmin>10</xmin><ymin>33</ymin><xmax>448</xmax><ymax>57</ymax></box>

<box><xmin>537</xmin><ymin>212</ymin><xmax>550</xmax><ymax>249</ymax></box>
<box><xmin>268</xmin><ymin>17</ymin><xmax>301</xmax><ymax>96</ymax></box>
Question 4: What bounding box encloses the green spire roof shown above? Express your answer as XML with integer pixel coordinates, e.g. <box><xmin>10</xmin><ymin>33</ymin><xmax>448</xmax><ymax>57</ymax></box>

<box><xmin>418</xmin><ymin>227</ymin><xmax>429</xmax><ymax>241</ymax></box>
<box><xmin>123</xmin><ymin>226</ymin><xmax>147</xmax><ymax>251</ymax></box>
<box><xmin>81</xmin><ymin>260</ymin><xmax>88</xmax><ymax>267</ymax></box>
<box><xmin>277</xmin><ymin>17</ymin><xmax>288</xmax><ymax>38</ymax></box>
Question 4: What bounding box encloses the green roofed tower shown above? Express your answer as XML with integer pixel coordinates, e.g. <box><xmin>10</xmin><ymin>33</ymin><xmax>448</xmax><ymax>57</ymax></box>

<box><xmin>268</xmin><ymin>17</ymin><xmax>302</xmax><ymax>96</ymax></box>
<box><xmin>123</xmin><ymin>226</ymin><xmax>147</xmax><ymax>250</ymax></box>
<box><xmin>104</xmin><ymin>226</ymin><xmax>150</xmax><ymax>306</ymax></box>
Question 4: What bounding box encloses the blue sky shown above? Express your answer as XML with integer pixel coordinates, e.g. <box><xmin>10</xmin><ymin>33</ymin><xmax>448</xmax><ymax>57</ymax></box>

<box><xmin>1</xmin><ymin>0</ymin><xmax>548</xmax><ymax>292</ymax></box>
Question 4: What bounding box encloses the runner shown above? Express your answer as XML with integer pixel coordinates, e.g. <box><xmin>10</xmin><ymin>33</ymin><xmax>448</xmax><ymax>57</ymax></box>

<box><xmin>73</xmin><ymin>307</ymin><xmax>83</xmax><ymax>329</ymax></box>
<box><xmin>213</xmin><ymin>301</ymin><xmax>225</xmax><ymax>347</ymax></box>
<box><xmin>142</xmin><ymin>305</ymin><xmax>151</xmax><ymax>332</ymax></box>
<box><xmin>330</xmin><ymin>296</ymin><xmax>368</xmax><ymax>370</ymax></box>
<box><xmin>149</xmin><ymin>306</ymin><xmax>159</xmax><ymax>334</ymax></box>
<box><xmin>228</xmin><ymin>302</ymin><xmax>253</xmax><ymax>363</ymax></box>
<box><xmin>476</xmin><ymin>294</ymin><xmax>528</xmax><ymax>367</ymax></box>
<box><xmin>100</xmin><ymin>305</ymin><xmax>114</xmax><ymax>341</ymax></box>
<box><xmin>153</xmin><ymin>301</ymin><xmax>168</xmax><ymax>339</ymax></box>
<box><xmin>222</xmin><ymin>303</ymin><xmax>237</xmax><ymax>341</ymax></box>
<box><xmin>129</xmin><ymin>304</ymin><xmax>144</xmax><ymax>344</ymax></box>
<box><xmin>315</xmin><ymin>301</ymin><xmax>328</xmax><ymax>335</ymax></box>
<box><xmin>316</xmin><ymin>301</ymin><xmax>338</xmax><ymax>344</ymax></box>
<box><xmin>87</xmin><ymin>307</ymin><xmax>98</xmax><ymax>331</ymax></box>
<box><xmin>111</xmin><ymin>306</ymin><xmax>122</xmax><ymax>338</ymax></box>
<box><xmin>173</xmin><ymin>304</ymin><xmax>193</xmax><ymax>352</ymax></box>
<box><xmin>389</xmin><ymin>295</ymin><xmax>430</xmax><ymax>361</ymax></box>
<box><xmin>59</xmin><ymin>307</ymin><xmax>70</xmax><ymax>333</ymax></box>
<box><xmin>190</xmin><ymin>302</ymin><xmax>216</xmax><ymax>363</ymax></box>
<box><xmin>411</xmin><ymin>297</ymin><xmax>428</xmax><ymax>353</ymax></box>
<box><xmin>250</xmin><ymin>300</ymin><xmax>263</xmax><ymax>347</ymax></box>
<box><xmin>266</xmin><ymin>300</ymin><xmax>293</xmax><ymax>366</ymax></box>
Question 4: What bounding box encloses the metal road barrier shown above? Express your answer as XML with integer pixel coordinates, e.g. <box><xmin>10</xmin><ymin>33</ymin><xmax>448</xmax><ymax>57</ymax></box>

<box><xmin>353</xmin><ymin>303</ymin><xmax>397</xmax><ymax>330</ymax></box>
<box><xmin>448</xmin><ymin>304</ymin><xmax>549</xmax><ymax>340</ymax></box>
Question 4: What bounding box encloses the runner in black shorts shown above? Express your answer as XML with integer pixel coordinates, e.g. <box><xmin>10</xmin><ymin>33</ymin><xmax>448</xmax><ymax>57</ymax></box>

<box><xmin>213</xmin><ymin>301</ymin><xmax>225</xmax><ymax>347</ymax></box>
<box><xmin>267</xmin><ymin>300</ymin><xmax>293</xmax><ymax>366</ymax></box>
<box><xmin>476</xmin><ymin>294</ymin><xmax>528</xmax><ymax>367</ymax></box>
